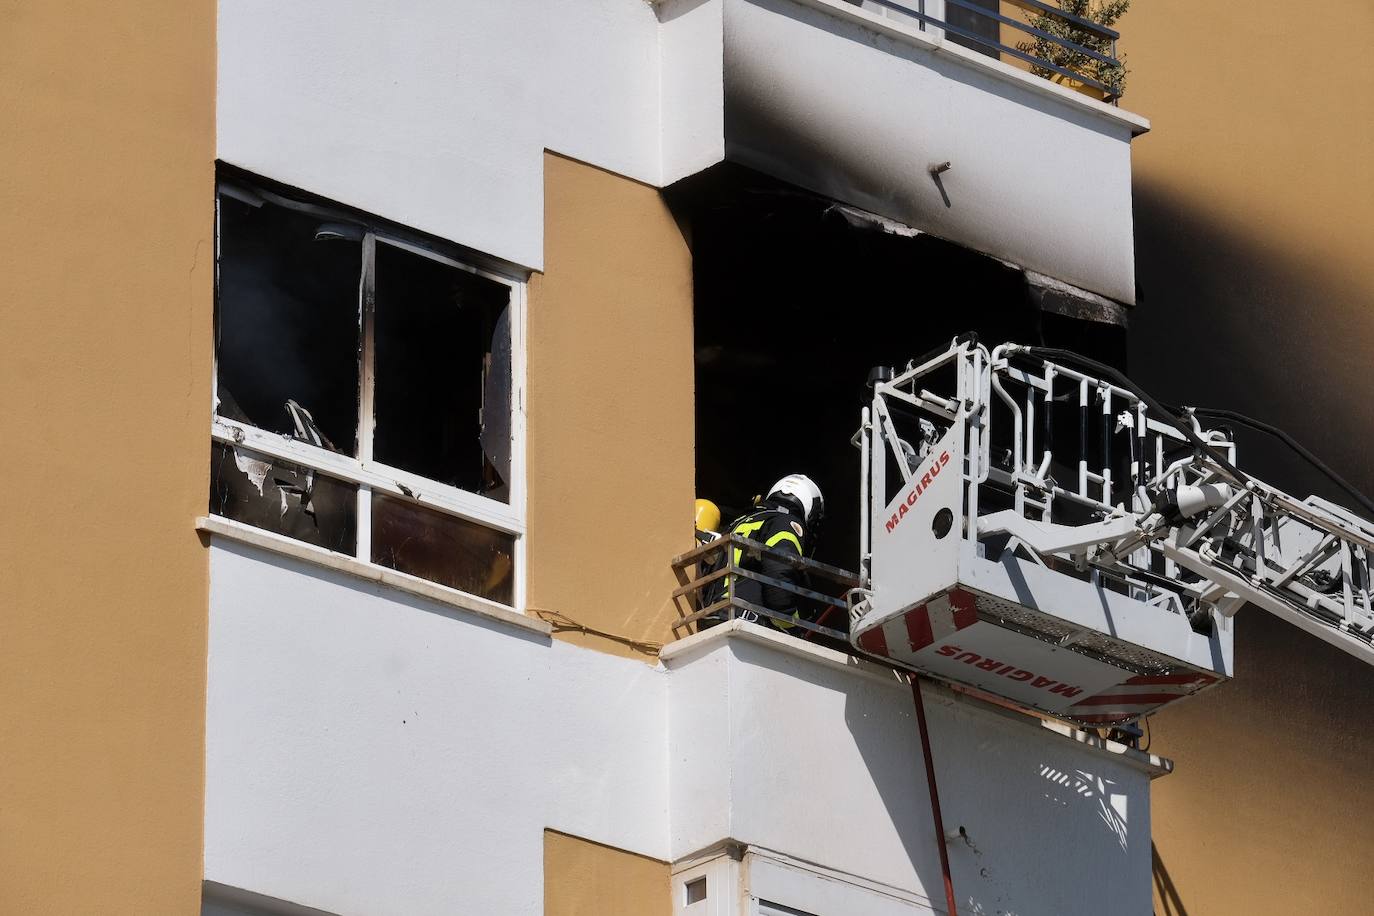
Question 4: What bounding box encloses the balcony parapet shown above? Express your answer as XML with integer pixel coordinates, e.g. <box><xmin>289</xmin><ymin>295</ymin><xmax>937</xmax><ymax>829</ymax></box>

<box><xmin>662</xmin><ymin>618</ymin><xmax>1173</xmax><ymax>779</ymax></box>
<box><xmin>659</xmin><ymin>0</ymin><xmax>1148</xmax><ymax>303</ymax></box>
<box><xmin>661</xmin><ymin>619</ymin><xmax>1171</xmax><ymax>911</ymax></box>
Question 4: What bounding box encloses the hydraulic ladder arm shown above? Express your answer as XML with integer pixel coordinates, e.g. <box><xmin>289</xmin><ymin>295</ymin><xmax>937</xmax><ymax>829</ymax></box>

<box><xmin>990</xmin><ymin>343</ymin><xmax>1374</xmax><ymax>669</ymax></box>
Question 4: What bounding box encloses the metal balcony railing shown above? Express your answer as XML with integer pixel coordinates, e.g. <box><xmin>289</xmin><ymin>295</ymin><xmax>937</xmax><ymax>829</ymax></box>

<box><xmin>863</xmin><ymin>0</ymin><xmax>1125</xmax><ymax>102</ymax></box>
<box><xmin>670</xmin><ymin>534</ymin><xmax>861</xmax><ymax>643</ymax></box>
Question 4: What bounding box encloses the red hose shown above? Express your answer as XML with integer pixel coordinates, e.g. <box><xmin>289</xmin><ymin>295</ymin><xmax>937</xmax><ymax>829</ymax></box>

<box><xmin>911</xmin><ymin>675</ymin><xmax>959</xmax><ymax>916</ymax></box>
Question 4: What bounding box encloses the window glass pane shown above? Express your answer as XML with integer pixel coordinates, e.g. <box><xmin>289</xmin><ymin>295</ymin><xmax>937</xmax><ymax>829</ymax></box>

<box><xmin>371</xmin><ymin>493</ymin><xmax>515</xmax><ymax>605</ymax></box>
<box><xmin>372</xmin><ymin>242</ymin><xmax>512</xmax><ymax>500</ymax></box>
<box><xmin>210</xmin><ymin>441</ymin><xmax>357</xmax><ymax>553</ymax></box>
<box><xmin>947</xmin><ymin>0</ymin><xmax>1000</xmax><ymax>58</ymax></box>
<box><xmin>216</xmin><ymin>189</ymin><xmax>362</xmax><ymax>455</ymax></box>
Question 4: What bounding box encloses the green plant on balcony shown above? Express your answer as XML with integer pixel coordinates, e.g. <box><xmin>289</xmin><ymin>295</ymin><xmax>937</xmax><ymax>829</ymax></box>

<box><xmin>1016</xmin><ymin>0</ymin><xmax>1129</xmax><ymax>100</ymax></box>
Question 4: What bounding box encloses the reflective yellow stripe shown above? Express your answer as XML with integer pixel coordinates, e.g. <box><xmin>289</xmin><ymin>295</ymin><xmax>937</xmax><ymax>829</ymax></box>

<box><xmin>724</xmin><ymin>518</ymin><xmax>801</xmax><ymax>606</ymax></box>
<box><xmin>731</xmin><ymin>520</ymin><xmax>766</xmax><ymax>568</ymax></box>
<box><xmin>765</xmin><ymin>530</ymin><xmax>802</xmax><ymax>554</ymax></box>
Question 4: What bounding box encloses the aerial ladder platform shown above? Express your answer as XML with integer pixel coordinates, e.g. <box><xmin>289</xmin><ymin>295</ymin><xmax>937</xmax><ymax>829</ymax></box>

<box><xmin>848</xmin><ymin>338</ymin><xmax>1374</xmax><ymax>727</ymax></box>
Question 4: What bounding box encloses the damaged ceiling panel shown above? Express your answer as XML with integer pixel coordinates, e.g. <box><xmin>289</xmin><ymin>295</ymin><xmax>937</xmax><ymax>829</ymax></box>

<box><xmin>828</xmin><ymin>198</ymin><xmax>1129</xmax><ymax>327</ymax></box>
<box><xmin>1023</xmin><ymin>270</ymin><xmax>1130</xmax><ymax>327</ymax></box>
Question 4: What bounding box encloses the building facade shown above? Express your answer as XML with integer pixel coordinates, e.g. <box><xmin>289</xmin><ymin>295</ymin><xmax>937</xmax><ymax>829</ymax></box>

<box><xmin>2</xmin><ymin>1</ymin><xmax>1368</xmax><ymax>915</ymax></box>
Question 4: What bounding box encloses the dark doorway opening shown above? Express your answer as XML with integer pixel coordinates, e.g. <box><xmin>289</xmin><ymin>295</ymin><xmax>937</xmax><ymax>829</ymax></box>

<box><xmin>668</xmin><ymin>165</ymin><xmax>1125</xmax><ymax>572</ymax></box>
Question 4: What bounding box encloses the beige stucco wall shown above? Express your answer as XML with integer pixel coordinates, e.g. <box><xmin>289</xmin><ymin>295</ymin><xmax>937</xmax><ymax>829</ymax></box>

<box><xmin>544</xmin><ymin>830</ymin><xmax>671</xmax><ymax>916</ymax></box>
<box><xmin>1145</xmin><ymin>615</ymin><xmax>1374</xmax><ymax>915</ymax></box>
<box><xmin>1124</xmin><ymin>3</ymin><xmax>1374</xmax><ymax>913</ymax></box>
<box><xmin>0</xmin><ymin>1</ymin><xmax>215</xmax><ymax>912</ymax></box>
<box><xmin>527</xmin><ymin>152</ymin><xmax>696</xmax><ymax>661</ymax></box>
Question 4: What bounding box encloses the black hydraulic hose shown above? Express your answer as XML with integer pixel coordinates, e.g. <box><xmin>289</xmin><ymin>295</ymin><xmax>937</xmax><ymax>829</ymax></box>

<box><xmin>1189</xmin><ymin>407</ymin><xmax>1374</xmax><ymax>520</ymax></box>
<box><xmin>1016</xmin><ymin>346</ymin><xmax>1249</xmax><ymax>486</ymax></box>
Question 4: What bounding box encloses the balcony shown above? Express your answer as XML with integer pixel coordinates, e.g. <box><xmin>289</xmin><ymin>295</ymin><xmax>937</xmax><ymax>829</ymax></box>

<box><xmin>661</xmin><ymin>0</ymin><xmax>1148</xmax><ymax>304</ymax></box>
<box><xmin>661</xmin><ymin>620</ymin><xmax>1170</xmax><ymax>914</ymax></box>
<box><xmin>665</xmin><ymin>475</ymin><xmax>1178</xmax><ymax>911</ymax></box>
<box><xmin>668</xmin><ymin>492</ymin><xmax>1172</xmax><ymax>911</ymax></box>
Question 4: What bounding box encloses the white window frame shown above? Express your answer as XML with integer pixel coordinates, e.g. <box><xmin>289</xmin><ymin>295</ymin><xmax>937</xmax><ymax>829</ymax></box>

<box><xmin>210</xmin><ymin>176</ymin><xmax>528</xmax><ymax>611</ymax></box>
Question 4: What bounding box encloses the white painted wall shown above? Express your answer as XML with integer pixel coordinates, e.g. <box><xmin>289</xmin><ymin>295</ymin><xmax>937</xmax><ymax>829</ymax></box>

<box><xmin>204</xmin><ymin>541</ymin><xmax>669</xmax><ymax>916</ymax></box>
<box><xmin>207</xmin><ymin>542</ymin><xmax>1158</xmax><ymax>915</ymax></box>
<box><xmin>661</xmin><ymin>0</ymin><xmax>728</xmax><ymax>184</ymax></box>
<box><xmin>218</xmin><ymin>0</ymin><xmax>668</xmax><ymax>271</ymax></box>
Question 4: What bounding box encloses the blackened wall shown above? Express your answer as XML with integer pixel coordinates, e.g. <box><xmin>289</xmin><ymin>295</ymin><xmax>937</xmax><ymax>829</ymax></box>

<box><xmin>1124</xmin><ymin>3</ymin><xmax>1374</xmax><ymax>912</ymax></box>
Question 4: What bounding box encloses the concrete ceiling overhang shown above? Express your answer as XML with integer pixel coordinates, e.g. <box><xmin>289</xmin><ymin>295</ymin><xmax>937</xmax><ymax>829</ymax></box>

<box><xmin>659</xmin><ymin>0</ymin><xmax>1148</xmax><ymax>306</ymax></box>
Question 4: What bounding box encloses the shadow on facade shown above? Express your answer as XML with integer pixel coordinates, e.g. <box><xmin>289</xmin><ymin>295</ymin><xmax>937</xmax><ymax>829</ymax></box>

<box><xmin>1151</xmin><ymin>842</ymin><xmax>1189</xmax><ymax>916</ymax></box>
<box><xmin>838</xmin><ymin>674</ymin><xmax>1139</xmax><ymax>914</ymax></box>
<box><xmin>1133</xmin><ymin>177</ymin><xmax>1374</xmax><ymax>914</ymax></box>
<box><xmin>1130</xmin><ymin>178</ymin><xmax>1374</xmax><ymax>509</ymax></box>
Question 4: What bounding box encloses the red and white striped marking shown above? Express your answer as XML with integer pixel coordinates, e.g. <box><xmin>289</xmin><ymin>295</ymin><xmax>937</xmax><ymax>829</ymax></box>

<box><xmin>855</xmin><ymin>595</ymin><xmax>1225</xmax><ymax>725</ymax></box>
<box><xmin>855</xmin><ymin>588</ymin><xmax>979</xmax><ymax>658</ymax></box>
<box><xmin>1068</xmin><ymin>672</ymin><xmax>1219</xmax><ymax>723</ymax></box>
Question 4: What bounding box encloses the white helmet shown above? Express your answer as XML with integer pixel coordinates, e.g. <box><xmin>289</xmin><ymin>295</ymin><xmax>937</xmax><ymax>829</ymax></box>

<box><xmin>768</xmin><ymin>474</ymin><xmax>824</xmax><ymax>525</ymax></box>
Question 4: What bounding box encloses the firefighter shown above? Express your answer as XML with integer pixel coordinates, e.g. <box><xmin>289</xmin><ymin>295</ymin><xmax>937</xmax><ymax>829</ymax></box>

<box><xmin>705</xmin><ymin>474</ymin><xmax>824</xmax><ymax>633</ymax></box>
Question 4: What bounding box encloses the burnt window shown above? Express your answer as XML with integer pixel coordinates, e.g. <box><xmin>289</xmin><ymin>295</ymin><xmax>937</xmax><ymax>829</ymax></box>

<box><xmin>372</xmin><ymin>493</ymin><xmax>515</xmax><ymax>605</ymax></box>
<box><xmin>372</xmin><ymin>241</ymin><xmax>512</xmax><ymax>497</ymax></box>
<box><xmin>210</xmin><ymin>442</ymin><xmax>358</xmax><ymax>554</ymax></box>
<box><xmin>216</xmin><ymin>189</ymin><xmax>362</xmax><ymax>453</ymax></box>
<box><xmin>211</xmin><ymin>171</ymin><xmax>523</xmax><ymax>607</ymax></box>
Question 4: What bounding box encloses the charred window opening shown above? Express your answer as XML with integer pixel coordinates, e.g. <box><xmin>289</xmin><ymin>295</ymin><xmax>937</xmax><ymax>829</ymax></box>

<box><xmin>373</xmin><ymin>242</ymin><xmax>512</xmax><ymax>498</ymax></box>
<box><xmin>671</xmin><ymin>165</ymin><xmax>1124</xmax><ymax>572</ymax></box>
<box><xmin>216</xmin><ymin>190</ymin><xmax>361</xmax><ymax>453</ymax></box>
<box><xmin>210</xmin><ymin>442</ymin><xmax>357</xmax><ymax>554</ymax></box>
<box><xmin>211</xmin><ymin>168</ymin><xmax>523</xmax><ymax>605</ymax></box>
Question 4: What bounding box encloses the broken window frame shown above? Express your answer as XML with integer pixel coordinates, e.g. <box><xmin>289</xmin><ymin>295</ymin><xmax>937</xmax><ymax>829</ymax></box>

<box><xmin>210</xmin><ymin>171</ymin><xmax>527</xmax><ymax>611</ymax></box>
